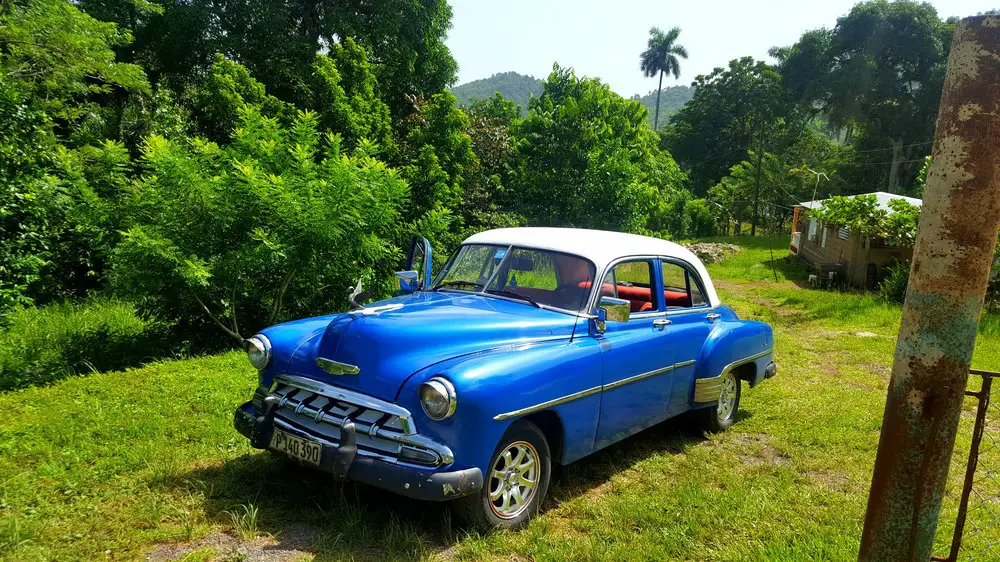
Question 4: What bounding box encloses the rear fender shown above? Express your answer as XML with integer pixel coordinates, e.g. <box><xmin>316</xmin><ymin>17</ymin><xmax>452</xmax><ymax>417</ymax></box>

<box><xmin>692</xmin><ymin>313</ymin><xmax>774</xmax><ymax>406</ymax></box>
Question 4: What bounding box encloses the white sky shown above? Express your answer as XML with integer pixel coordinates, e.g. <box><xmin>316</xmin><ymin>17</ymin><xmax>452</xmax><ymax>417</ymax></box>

<box><xmin>446</xmin><ymin>0</ymin><xmax>998</xmax><ymax>97</ymax></box>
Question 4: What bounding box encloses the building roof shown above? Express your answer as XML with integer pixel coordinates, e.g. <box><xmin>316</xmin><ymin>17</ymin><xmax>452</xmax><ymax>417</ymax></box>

<box><xmin>797</xmin><ymin>191</ymin><xmax>922</xmax><ymax>212</ymax></box>
<box><xmin>462</xmin><ymin>227</ymin><xmax>720</xmax><ymax>307</ymax></box>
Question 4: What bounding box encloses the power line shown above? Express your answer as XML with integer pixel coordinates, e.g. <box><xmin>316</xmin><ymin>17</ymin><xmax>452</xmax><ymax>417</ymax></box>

<box><xmin>848</xmin><ymin>140</ymin><xmax>934</xmax><ymax>154</ymax></box>
<box><xmin>839</xmin><ymin>157</ymin><xmax>930</xmax><ymax>166</ymax></box>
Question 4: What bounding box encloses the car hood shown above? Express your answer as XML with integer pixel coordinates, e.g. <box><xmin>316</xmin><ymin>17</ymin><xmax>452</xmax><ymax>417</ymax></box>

<box><xmin>274</xmin><ymin>291</ymin><xmax>581</xmax><ymax>402</ymax></box>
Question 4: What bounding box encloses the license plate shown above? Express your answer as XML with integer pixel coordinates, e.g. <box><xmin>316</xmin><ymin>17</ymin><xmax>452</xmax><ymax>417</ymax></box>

<box><xmin>269</xmin><ymin>428</ymin><xmax>322</xmax><ymax>466</ymax></box>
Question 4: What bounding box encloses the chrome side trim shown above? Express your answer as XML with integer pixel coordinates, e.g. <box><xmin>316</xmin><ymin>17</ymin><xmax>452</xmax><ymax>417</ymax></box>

<box><xmin>493</xmin><ymin>359</ymin><xmax>700</xmax><ymax>421</ymax></box>
<box><xmin>721</xmin><ymin>348</ymin><xmax>774</xmax><ymax>376</ymax></box>
<box><xmin>603</xmin><ymin>365</ymin><xmax>674</xmax><ymax>391</ymax></box>
<box><xmin>693</xmin><ymin>376</ymin><xmax>724</xmax><ymax>402</ymax></box>
<box><xmin>493</xmin><ymin>385</ymin><xmax>602</xmax><ymax>421</ymax></box>
<box><xmin>692</xmin><ymin>348</ymin><xmax>774</xmax><ymax>403</ymax></box>
<box><xmin>315</xmin><ymin>357</ymin><xmax>361</xmax><ymax>376</ymax></box>
<box><xmin>273</xmin><ymin>374</ymin><xmax>414</xmax><ymax>434</ymax></box>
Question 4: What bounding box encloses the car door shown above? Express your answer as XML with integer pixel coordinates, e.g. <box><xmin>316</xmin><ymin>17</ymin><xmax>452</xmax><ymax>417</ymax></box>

<box><xmin>659</xmin><ymin>258</ymin><xmax>718</xmax><ymax>417</ymax></box>
<box><xmin>594</xmin><ymin>258</ymin><xmax>675</xmax><ymax>450</ymax></box>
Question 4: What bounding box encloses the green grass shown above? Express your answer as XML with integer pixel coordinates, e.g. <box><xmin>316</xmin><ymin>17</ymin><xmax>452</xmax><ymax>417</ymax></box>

<box><xmin>2</xmin><ymin>237</ymin><xmax>999</xmax><ymax>560</ymax></box>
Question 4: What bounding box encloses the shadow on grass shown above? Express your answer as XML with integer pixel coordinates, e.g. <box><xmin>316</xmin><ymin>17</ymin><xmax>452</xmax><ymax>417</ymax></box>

<box><xmin>162</xmin><ymin>411</ymin><xmax>745</xmax><ymax>560</ymax></box>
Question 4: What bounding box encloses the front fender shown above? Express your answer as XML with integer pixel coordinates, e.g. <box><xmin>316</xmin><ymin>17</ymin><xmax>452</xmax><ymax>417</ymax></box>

<box><xmin>396</xmin><ymin>335</ymin><xmax>604</xmax><ymax>471</ymax></box>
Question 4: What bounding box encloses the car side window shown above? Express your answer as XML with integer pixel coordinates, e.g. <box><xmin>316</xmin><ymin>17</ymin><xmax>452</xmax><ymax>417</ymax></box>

<box><xmin>601</xmin><ymin>260</ymin><xmax>657</xmax><ymax>314</ymax></box>
<box><xmin>661</xmin><ymin>261</ymin><xmax>707</xmax><ymax>309</ymax></box>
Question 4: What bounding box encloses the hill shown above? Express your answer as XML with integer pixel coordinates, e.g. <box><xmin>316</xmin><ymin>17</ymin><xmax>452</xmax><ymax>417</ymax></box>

<box><xmin>452</xmin><ymin>71</ymin><xmax>693</xmax><ymax>127</ymax></box>
<box><xmin>451</xmin><ymin>71</ymin><xmax>543</xmax><ymax>113</ymax></box>
<box><xmin>630</xmin><ymin>85</ymin><xmax>695</xmax><ymax>129</ymax></box>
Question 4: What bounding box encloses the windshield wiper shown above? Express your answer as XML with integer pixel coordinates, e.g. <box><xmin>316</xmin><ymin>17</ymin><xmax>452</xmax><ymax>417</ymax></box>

<box><xmin>434</xmin><ymin>280</ymin><xmax>484</xmax><ymax>291</ymax></box>
<box><xmin>486</xmin><ymin>288</ymin><xmax>541</xmax><ymax>308</ymax></box>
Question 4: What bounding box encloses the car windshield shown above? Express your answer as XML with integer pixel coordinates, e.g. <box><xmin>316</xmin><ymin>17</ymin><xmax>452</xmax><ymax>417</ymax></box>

<box><xmin>433</xmin><ymin>244</ymin><xmax>596</xmax><ymax>313</ymax></box>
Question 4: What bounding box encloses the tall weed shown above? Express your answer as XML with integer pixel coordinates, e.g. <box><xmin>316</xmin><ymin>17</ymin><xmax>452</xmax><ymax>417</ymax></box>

<box><xmin>0</xmin><ymin>298</ymin><xmax>166</xmax><ymax>391</ymax></box>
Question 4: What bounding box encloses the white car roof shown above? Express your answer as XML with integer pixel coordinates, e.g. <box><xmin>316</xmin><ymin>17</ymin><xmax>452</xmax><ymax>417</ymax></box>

<box><xmin>462</xmin><ymin>227</ymin><xmax>720</xmax><ymax>307</ymax></box>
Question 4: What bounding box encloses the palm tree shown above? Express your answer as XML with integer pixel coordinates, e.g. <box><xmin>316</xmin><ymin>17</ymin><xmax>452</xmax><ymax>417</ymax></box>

<box><xmin>640</xmin><ymin>26</ymin><xmax>688</xmax><ymax>130</ymax></box>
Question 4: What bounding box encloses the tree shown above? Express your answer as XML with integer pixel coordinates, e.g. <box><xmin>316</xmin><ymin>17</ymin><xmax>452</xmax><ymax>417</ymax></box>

<box><xmin>461</xmin><ymin>94</ymin><xmax>524</xmax><ymax>231</ymax></box>
<box><xmin>110</xmin><ymin>109</ymin><xmax>409</xmax><ymax>341</ymax></box>
<box><xmin>639</xmin><ymin>26</ymin><xmax>688</xmax><ymax>130</ymax></box>
<box><xmin>77</xmin><ymin>0</ymin><xmax>458</xmax><ymax>118</ymax></box>
<box><xmin>401</xmin><ymin>91</ymin><xmax>476</xmax><ymax>225</ymax></box>
<box><xmin>515</xmin><ymin>65</ymin><xmax>686</xmax><ymax>233</ymax></box>
<box><xmin>774</xmin><ymin>0</ymin><xmax>952</xmax><ymax>193</ymax></box>
<box><xmin>665</xmin><ymin>57</ymin><xmax>794</xmax><ymax>196</ymax></box>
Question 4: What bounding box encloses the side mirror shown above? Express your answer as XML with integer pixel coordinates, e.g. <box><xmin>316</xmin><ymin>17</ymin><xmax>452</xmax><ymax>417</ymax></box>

<box><xmin>404</xmin><ymin>236</ymin><xmax>433</xmax><ymax>290</ymax></box>
<box><xmin>595</xmin><ymin>296</ymin><xmax>630</xmax><ymax>333</ymax></box>
<box><xmin>395</xmin><ymin>270</ymin><xmax>419</xmax><ymax>294</ymax></box>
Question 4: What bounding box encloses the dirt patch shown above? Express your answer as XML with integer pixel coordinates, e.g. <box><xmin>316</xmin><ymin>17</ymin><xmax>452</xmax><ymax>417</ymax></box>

<box><xmin>146</xmin><ymin>523</ymin><xmax>319</xmax><ymax>562</ymax></box>
<box><xmin>683</xmin><ymin>242</ymin><xmax>741</xmax><ymax>264</ymax></box>
<box><xmin>807</xmin><ymin>470</ymin><xmax>852</xmax><ymax>492</ymax></box>
<box><xmin>730</xmin><ymin>434</ymin><xmax>792</xmax><ymax>468</ymax></box>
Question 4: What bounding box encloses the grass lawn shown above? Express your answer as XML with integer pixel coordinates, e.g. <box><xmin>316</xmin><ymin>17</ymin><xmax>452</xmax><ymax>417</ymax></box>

<box><xmin>2</xmin><ymin>237</ymin><xmax>999</xmax><ymax>561</ymax></box>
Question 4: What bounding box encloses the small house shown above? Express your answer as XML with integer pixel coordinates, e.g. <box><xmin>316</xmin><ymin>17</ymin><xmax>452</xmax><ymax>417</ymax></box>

<box><xmin>790</xmin><ymin>192</ymin><xmax>922</xmax><ymax>288</ymax></box>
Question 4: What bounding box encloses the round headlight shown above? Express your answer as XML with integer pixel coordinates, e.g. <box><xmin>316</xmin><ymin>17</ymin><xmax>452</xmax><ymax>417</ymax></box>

<box><xmin>419</xmin><ymin>377</ymin><xmax>457</xmax><ymax>420</ymax></box>
<box><xmin>245</xmin><ymin>335</ymin><xmax>271</xmax><ymax>370</ymax></box>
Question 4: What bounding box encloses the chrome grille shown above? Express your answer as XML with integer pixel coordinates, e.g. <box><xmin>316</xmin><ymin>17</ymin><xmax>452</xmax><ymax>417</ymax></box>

<box><xmin>265</xmin><ymin>374</ymin><xmax>452</xmax><ymax>467</ymax></box>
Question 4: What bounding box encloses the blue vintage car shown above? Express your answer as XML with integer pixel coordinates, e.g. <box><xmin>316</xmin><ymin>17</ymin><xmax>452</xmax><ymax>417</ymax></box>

<box><xmin>234</xmin><ymin>228</ymin><xmax>775</xmax><ymax>529</ymax></box>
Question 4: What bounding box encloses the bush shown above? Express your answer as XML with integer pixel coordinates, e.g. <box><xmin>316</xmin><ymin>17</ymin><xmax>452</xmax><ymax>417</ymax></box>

<box><xmin>878</xmin><ymin>261</ymin><xmax>910</xmax><ymax>304</ymax></box>
<box><xmin>0</xmin><ymin>298</ymin><xmax>166</xmax><ymax>391</ymax></box>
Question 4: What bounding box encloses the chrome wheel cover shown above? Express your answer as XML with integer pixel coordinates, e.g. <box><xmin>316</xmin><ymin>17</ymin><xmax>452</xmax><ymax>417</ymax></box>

<box><xmin>488</xmin><ymin>441</ymin><xmax>539</xmax><ymax>519</ymax></box>
<box><xmin>717</xmin><ymin>372</ymin><xmax>738</xmax><ymax>422</ymax></box>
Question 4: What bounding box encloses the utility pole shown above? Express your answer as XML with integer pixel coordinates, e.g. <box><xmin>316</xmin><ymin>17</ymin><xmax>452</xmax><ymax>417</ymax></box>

<box><xmin>859</xmin><ymin>16</ymin><xmax>1000</xmax><ymax>562</ymax></box>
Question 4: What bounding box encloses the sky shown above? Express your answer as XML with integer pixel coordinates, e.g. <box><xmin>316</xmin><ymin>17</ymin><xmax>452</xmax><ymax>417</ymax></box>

<box><xmin>446</xmin><ymin>0</ymin><xmax>998</xmax><ymax>97</ymax></box>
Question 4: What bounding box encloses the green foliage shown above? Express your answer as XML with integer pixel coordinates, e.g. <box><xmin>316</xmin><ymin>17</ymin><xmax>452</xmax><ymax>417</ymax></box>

<box><xmin>461</xmin><ymin>94</ymin><xmax>524</xmax><ymax>231</ymax></box>
<box><xmin>878</xmin><ymin>261</ymin><xmax>910</xmax><ymax>304</ymax></box>
<box><xmin>914</xmin><ymin>155</ymin><xmax>932</xmax><ymax>197</ymax></box>
<box><xmin>775</xmin><ymin>0</ymin><xmax>951</xmax><ymax>192</ymax></box>
<box><xmin>192</xmin><ymin>55</ymin><xmax>293</xmax><ymax>141</ymax></box>
<box><xmin>109</xmin><ymin>109</ymin><xmax>409</xmax><ymax>340</ymax></box>
<box><xmin>807</xmin><ymin>194</ymin><xmax>920</xmax><ymax>245</ymax></box>
<box><xmin>0</xmin><ymin>0</ymin><xmax>149</xmax><ymax>124</ymax></box>
<box><xmin>452</xmin><ymin>72</ymin><xmax>543</xmax><ymax>114</ymax></box>
<box><xmin>304</xmin><ymin>39</ymin><xmax>393</xmax><ymax>152</ymax></box>
<box><xmin>403</xmin><ymin>92</ymin><xmax>476</xmax><ymax>221</ymax></box>
<box><xmin>0</xmin><ymin>298</ymin><xmax>165</xmax><ymax>391</ymax></box>
<box><xmin>665</xmin><ymin>57</ymin><xmax>793</xmax><ymax>195</ymax></box>
<box><xmin>515</xmin><ymin>65</ymin><xmax>685</xmax><ymax>233</ymax></box>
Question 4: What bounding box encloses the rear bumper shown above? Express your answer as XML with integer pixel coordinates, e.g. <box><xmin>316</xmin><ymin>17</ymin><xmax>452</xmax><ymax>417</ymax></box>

<box><xmin>233</xmin><ymin>402</ymin><xmax>482</xmax><ymax>501</ymax></box>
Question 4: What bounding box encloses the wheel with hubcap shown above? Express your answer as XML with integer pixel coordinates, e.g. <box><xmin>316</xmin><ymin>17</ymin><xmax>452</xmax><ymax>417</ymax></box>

<box><xmin>453</xmin><ymin>420</ymin><xmax>551</xmax><ymax>531</ymax></box>
<box><xmin>697</xmin><ymin>370</ymin><xmax>741</xmax><ymax>433</ymax></box>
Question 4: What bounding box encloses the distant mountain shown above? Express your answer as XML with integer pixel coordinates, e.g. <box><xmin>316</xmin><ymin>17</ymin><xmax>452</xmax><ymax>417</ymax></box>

<box><xmin>630</xmin><ymin>85</ymin><xmax>695</xmax><ymax>129</ymax></box>
<box><xmin>451</xmin><ymin>72</ymin><xmax>543</xmax><ymax>113</ymax></box>
<box><xmin>452</xmin><ymin>72</ymin><xmax>694</xmax><ymax>127</ymax></box>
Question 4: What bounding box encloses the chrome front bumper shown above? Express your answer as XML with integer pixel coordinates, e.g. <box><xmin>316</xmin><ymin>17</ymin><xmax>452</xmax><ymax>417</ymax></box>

<box><xmin>233</xmin><ymin>402</ymin><xmax>482</xmax><ymax>501</ymax></box>
<box><xmin>253</xmin><ymin>374</ymin><xmax>454</xmax><ymax>468</ymax></box>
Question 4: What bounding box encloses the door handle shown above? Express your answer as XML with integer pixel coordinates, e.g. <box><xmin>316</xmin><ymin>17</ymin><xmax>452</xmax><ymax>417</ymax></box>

<box><xmin>706</xmin><ymin>313</ymin><xmax>721</xmax><ymax>322</ymax></box>
<box><xmin>653</xmin><ymin>319</ymin><xmax>672</xmax><ymax>330</ymax></box>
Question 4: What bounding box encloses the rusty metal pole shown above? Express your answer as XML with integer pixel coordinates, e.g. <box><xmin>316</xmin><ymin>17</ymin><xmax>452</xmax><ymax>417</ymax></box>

<box><xmin>859</xmin><ymin>16</ymin><xmax>1000</xmax><ymax>562</ymax></box>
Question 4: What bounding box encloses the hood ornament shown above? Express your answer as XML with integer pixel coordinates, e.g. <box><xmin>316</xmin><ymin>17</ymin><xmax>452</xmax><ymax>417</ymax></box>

<box><xmin>348</xmin><ymin>277</ymin><xmax>371</xmax><ymax>310</ymax></box>
<box><xmin>346</xmin><ymin>276</ymin><xmax>403</xmax><ymax>316</ymax></box>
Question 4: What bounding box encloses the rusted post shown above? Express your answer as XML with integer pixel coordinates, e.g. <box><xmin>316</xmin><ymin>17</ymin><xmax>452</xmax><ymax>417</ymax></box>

<box><xmin>859</xmin><ymin>16</ymin><xmax>1000</xmax><ymax>562</ymax></box>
